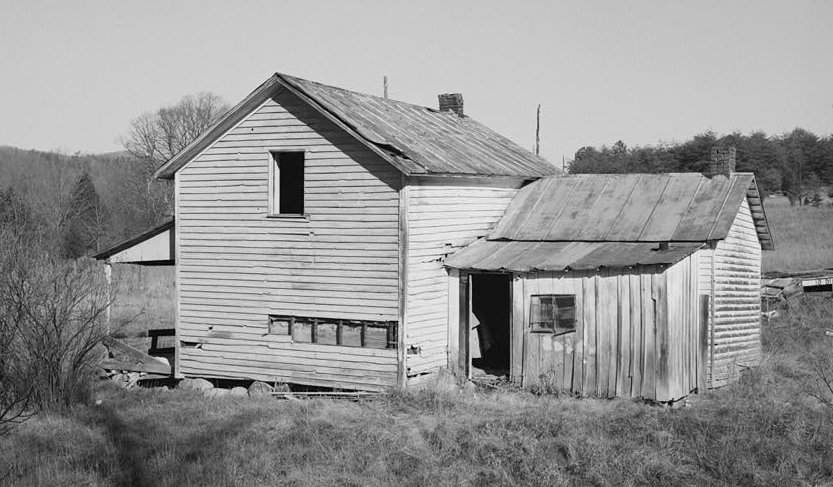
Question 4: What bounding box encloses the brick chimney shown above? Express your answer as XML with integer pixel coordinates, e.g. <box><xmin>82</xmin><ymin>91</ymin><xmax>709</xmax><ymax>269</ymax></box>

<box><xmin>438</xmin><ymin>93</ymin><xmax>464</xmax><ymax>117</ymax></box>
<box><xmin>709</xmin><ymin>146</ymin><xmax>736</xmax><ymax>178</ymax></box>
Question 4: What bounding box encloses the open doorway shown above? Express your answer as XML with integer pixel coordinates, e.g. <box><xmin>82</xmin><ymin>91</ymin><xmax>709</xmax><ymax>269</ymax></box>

<box><xmin>470</xmin><ymin>273</ymin><xmax>511</xmax><ymax>377</ymax></box>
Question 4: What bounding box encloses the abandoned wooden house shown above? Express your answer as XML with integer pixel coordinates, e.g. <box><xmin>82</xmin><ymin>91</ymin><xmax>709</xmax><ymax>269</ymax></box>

<box><xmin>96</xmin><ymin>73</ymin><xmax>772</xmax><ymax>402</ymax></box>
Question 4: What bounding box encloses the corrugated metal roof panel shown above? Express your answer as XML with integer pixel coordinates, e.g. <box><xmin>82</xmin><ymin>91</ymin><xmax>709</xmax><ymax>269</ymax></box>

<box><xmin>488</xmin><ymin>173</ymin><xmax>770</xmax><ymax>244</ymax></box>
<box><xmin>445</xmin><ymin>239</ymin><xmax>703</xmax><ymax>272</ymax></box>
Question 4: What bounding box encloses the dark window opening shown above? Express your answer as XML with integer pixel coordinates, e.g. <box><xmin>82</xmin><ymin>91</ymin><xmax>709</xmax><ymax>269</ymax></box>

<box><xmin>530</xmin><ymin>294</ymin><xmax>576</xmax><ymax>335</ymax></box>
<box><xmin>271</xmin><ymin>151</ymin><xmax>304</xmax><ymax>215</ymax></box>
<box><xmin>268</xmin><ymin>315</ymin><xmax>397</xmax><ymax>350</ymax></box>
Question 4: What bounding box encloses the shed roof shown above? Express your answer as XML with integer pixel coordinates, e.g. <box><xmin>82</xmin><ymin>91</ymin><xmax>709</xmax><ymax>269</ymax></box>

<box><xmin>93</xmin><ymin>219</ymin><xmax>174</xmax><ymax>265</ymax></box>
<box><xmin>155</xmin><ymin>73</ymin><xmax>558</xmax><ymax>180</ymax></box>
<box><xmin>444</xmin><ymin>240</ymin><xmax>704</xmax><ymax>273</ymax></box>
<box><xmin>489</xmin><ymin>172</ymin><xmax>773</xmax><ymax>249</ymax></box>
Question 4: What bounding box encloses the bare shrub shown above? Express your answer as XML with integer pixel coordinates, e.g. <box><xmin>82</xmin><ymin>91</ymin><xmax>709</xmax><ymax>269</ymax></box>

<box><xmin>0</xmin><ymin>225</ymin><xmax>112</xmax><ymax>432</ymax></box>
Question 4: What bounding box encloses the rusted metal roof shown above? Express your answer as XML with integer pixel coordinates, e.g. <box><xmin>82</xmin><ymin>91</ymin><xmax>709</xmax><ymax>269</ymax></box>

<box><xmin>489</xmin><ymin>172</ymin><xmax>773</xmax><ymax>249</ymax></box>
<box><xmin>444</xmin><ymin>239</ymin><xmax>704</xmax><ymax>272</ymax></box>
<box><xmin>155</xmin><ymin>72</ymin><xmax>558</xmax><ymax>179</ymax></box>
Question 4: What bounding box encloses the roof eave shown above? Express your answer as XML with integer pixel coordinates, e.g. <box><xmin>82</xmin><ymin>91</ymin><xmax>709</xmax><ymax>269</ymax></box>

<box><xmin>744</xmin><ymin>174</ymin><xmax>775</xmax><ymax>250</ymax></box>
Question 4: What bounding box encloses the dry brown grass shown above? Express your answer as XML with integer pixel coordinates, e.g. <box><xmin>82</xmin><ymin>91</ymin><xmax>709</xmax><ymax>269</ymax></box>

<box><xmin>762</xmin><ymin>196</ymin><xmax>833</xmax><ymax>274</ymax></box>
<box><xmin>3</xmin><ymin>297</ymin><xmax>833</xmax><ymax>486</ymax></box>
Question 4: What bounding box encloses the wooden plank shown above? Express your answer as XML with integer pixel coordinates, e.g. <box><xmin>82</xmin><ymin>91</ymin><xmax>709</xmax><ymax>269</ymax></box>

<box><xmin>571</xmin><ymin>271</ymin><xmax>585</xmax><ymax>394</ymax></box>
<box><xmin>524</xmin><ymin>274</ymin><xmax>541</xmax><ymax>387</ymax></box>
<box><xmin>511</xmin><ymin>275</ymin><xmax>525</xmax><ymax>384</ymax></box>
<box><xmin>605</xmin><ymin>270</ymin><xmax>619</xmax><ymax>398</ymax></box>
<box><xmin>640</xmin><ymin>273</ymin><xmax>656</xmax><ymax>400</ymax></box>
<box><xmin>175</xmin><ymin>174</ymin><xmax>182</xmax><ymax>378</ymax></box>
<box><xmin>582</xmin><ymin>274</ymin><xmax>597</xmax><ymax>396</ymax></box>
<box><xmin>101</xmin><ymin>359</ymin><xmax>171</xmax><ymax>375</ymax></box>
<box><xmin>595</xmin><ymin>270</ymin><xmax>610</xmax><ymax>397</ymax></box>
<box><xmin>397</xmin><ymin>177</ymin><xmax>408</xmax><ymax>388</ymax></box>
<box><xmin>102</xmin><ymin>336</ymin><xmax>168</xmax><ymax>367</ymax></box>
<box><xmin>110</xmin><ymin>328</ymin><xmax>176</xmax><ymax>339</ymax></box>
<box><xmin>654</xmin><ymin>271</ymin><xmax>669</xmax><ymax>401</ymax></box>
<box><xmin>447</xmin><ymin>269</ymin><xmax>460</xmax><ymax>376</ymax></box>
<box><xmin>459</xmin><ymin>273</ymin><xmax>469</xmax><ymax>377</ymax></box>
<box><xmin>617</xmin><ymin>271</ymin><xmax>631</xmax><ymax>397</ymax></box>
<box><xmin>629</xmin><ymin>273</ymin><xmax>642</xmax><ymax>397</ymax></box>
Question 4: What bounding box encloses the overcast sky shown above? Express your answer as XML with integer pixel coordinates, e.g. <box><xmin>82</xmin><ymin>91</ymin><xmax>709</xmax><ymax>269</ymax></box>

<box><xmin>1</xmin><ymin>0</ymin><xmax>831</xmax><ymax>164</ymax></box>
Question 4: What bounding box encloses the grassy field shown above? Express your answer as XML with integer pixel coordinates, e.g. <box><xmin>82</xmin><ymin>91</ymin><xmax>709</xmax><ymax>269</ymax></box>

<box><xmin>2</xmin><ymin>296</ymin><xmax>833</xmax><ymax>486</ymax></box>
<box><xmin>2</xmin><ymin>196</ymin><xmax>833</xmax><ymax>486</ymax></box>
<box><xmin>762</xmin><ymin>196</ymin><xmax>833</xmax><ymax>274</ymax></box>
<box><xmin>110</xmin><ymin>265</ymin><xmax>176</xmax><ymax>333</ymax></box>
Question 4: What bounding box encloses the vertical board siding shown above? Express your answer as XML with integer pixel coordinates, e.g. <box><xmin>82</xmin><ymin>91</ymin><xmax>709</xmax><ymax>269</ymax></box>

<box><xmin>177</xmin><ymin>88</ymin><xmax>400</xmax><ymax>390</ymax></box>
<box><xmin>518</xmin><ymin>265</ymin><xmax>701</xmax><ymax>401</ymax></box>
<box><xmin>405</xmin><ymin>177</ymin><xmax>522</xmax><ymax>381</ymax></box>
<box><xmin>661</xmin><ymin>254</ymin><xmax>702</xmax><ymax>401</ymax></box>
<box><xmin>710</xmin><ymin>198</ymin><xmax>762</xmax><ymax>387</ymax></box>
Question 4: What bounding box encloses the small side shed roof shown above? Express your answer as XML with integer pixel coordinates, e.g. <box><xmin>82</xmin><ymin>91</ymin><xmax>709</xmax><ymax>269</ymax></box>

<box><xmin>155</xmin><ymin>72</ymin><xmax>558</xmax><ymax>180</ymax></box>
<box><xmin>489</xmin><ymin>172</ymin><xmax>773</xmax><ymax>249</ymax></box>
<box><xmin>93</xmin><ymin>219</ymin><xmax>174</xmax><ymax>265</ymax></box>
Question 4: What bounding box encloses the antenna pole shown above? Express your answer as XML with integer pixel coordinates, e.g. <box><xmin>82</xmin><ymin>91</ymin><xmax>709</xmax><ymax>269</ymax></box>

<box><xmin>383</xmin><ymin>76</ymin><xmax>388</xmax><ymax>99</ymax></box>
<box><xmin>535</xmin><ymin>104</ymin><xmax>541</xmax><ymax>155</ymax></box>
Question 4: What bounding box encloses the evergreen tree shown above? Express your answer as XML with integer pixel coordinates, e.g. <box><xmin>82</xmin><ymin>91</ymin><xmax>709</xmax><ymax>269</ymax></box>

<box><xmin>61</xmin><ymin>172</ymin><xmax>108</xmax><ymax>258</ymax></box>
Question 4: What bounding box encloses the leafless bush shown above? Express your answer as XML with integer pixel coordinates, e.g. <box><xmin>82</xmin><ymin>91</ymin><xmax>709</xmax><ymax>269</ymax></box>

<box><xmin>0</xmin><ymin>227</ymin><xmax>112</xmax><ymax>434</ymax></box>
<box><xmin>804</xmin><ymin>347</ymin><xmax>833</xmax><ymax>415</ymax></box>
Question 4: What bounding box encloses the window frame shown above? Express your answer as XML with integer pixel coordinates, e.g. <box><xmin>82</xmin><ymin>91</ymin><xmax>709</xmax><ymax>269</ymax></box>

<box><xmin>268</xmin><ymin>314</ymin><xmax>398</xmax><ymax>349</ymax></box>
<box><xmin>267</xmin><ymin>149</ymin><xmax>307</xmax><ymax>218</ymax></box>
<box><xmin>529</xmin><ymin>294</ymin><xmax>576</xmax><ymax>336</ymax></box>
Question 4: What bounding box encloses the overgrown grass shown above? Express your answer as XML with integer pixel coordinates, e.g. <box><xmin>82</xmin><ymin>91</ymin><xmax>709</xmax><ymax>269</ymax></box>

<box><xmin>108</xmin><ymin>265</ymin><xmax>175</xmax><ymax>350</ymax></box>
<box><xmin>762</xmin><ymin>196</ymin><xmax>833</xmax><ymax>273</ymax></box>
<box><xmin>3</xmin><ymin>297</ymin><xmax>833</xmax><ymax>486</ymax></box>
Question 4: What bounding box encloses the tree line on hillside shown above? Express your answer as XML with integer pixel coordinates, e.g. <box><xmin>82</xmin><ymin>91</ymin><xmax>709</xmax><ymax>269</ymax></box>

<box><xmin>0</xmin><ymin>92</ymin><xmax>229</xmax><ymax>259</ymax></box>
<box><xmin>568</xmin><ymin>129</ymin><xmax>833</xmax><ymax>205</ymax></box>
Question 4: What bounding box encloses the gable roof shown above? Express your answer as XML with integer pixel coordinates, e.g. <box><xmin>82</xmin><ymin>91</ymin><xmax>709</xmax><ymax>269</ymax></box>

<box><xmin>489</xmin><ymin>172</ymin><xmax>773</xmax><ymax>249</ymax></box>
<box><xmin>155</xmin><ymin>72</ymin><xmax>558</xmax><ymax>180</ymax></box>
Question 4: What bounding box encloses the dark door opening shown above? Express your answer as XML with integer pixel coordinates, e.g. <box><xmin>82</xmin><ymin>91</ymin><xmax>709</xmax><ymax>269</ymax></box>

<box><xmin>470</xmin><ymin>273</ymin><xmax>511</xmax><ymax>377</ymax></box>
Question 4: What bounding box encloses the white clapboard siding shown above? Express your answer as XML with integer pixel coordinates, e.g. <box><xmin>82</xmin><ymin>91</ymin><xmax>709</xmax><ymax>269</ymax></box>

<box><xmin>405</xmin><ymin>177</ymin><xmax>523</xmax><ymax>380</ymax></box>
<box><xmin>710</xmin><ymin>198</ymin><xmax>762</xmax><ymax>387</ymax></box>
<box><xmin>176</xmin><ymin>87</ymin><xmax>401</xmax><ymax>390</ymax></box>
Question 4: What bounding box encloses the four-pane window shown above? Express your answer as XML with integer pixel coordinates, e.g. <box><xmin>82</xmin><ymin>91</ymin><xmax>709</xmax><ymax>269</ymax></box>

<box><xmin>530</xmin><ymin>294</ymin><xmax>576</xmax><ymax>335</ymax></box>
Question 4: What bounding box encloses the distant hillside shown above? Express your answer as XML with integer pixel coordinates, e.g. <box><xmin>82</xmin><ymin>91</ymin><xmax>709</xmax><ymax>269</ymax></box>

<box><xmin>0</xmin><ymin>145</ymin><xmax>170</xmax><ymax>251</ymax></box>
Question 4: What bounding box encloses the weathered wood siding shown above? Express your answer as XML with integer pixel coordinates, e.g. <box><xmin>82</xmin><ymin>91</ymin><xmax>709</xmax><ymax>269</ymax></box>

<box><xmin>176</xmin><ymin>87</ymin><xmax>401</xmax><ymax>390</ymax></box>
<box><xmin>710</xmin><ymin>198</ymin><xmax>762</xmax><ymax>386</ymax></box>
<box><xmin>108</xmin><ymin>229</ymin><xmax>173</xmax><ymax>264</ymax></box>
<box><xmin>517</xmin><ymin>258</ymin><xmax>701</xmax><ymax>402</ymax></box>
<box><xmin>405</xmin><ymin>177</ymin><xmax>522</xmax><ymax>382</ymax></box>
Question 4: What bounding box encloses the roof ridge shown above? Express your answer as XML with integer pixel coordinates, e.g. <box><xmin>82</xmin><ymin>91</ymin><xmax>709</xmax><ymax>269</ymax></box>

<box><xmin>277</xmin><ymin>71</ymin><xmax>443</xmax><ymax>113</ymax></box>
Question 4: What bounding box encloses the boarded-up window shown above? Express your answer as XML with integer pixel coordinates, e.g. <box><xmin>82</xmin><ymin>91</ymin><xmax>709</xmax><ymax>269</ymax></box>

<box><xmin>270</xmin><ymin>151</ymin><xmax>304</xmax><ymax>215</ymax></box>
<box><xmin>267</xmin><ymin>315</ymin><xmax>397</xmax><ymax>349</ymax></box>
<box><xmin>530</xmin><ymin>295</ymin><xmax>576</xmax><ymax>335</ymax></box>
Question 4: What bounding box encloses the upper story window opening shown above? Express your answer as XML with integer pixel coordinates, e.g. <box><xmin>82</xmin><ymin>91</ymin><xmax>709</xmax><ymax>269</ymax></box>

<box><xmin>269</xmin><ymin>151</ymin><xmax>304</xmax><ymax>216</ymax></box>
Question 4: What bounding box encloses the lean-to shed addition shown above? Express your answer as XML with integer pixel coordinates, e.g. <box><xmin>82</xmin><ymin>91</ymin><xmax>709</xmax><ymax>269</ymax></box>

<box><xmin>446</xmin><ymin>168</ymin><xmax>773</xmax><ymax>401</ymax></box>
<box><xmin>147</xmin><ymin>72</ymin><xmax>557</xmax><ymax>390</ymax></box>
